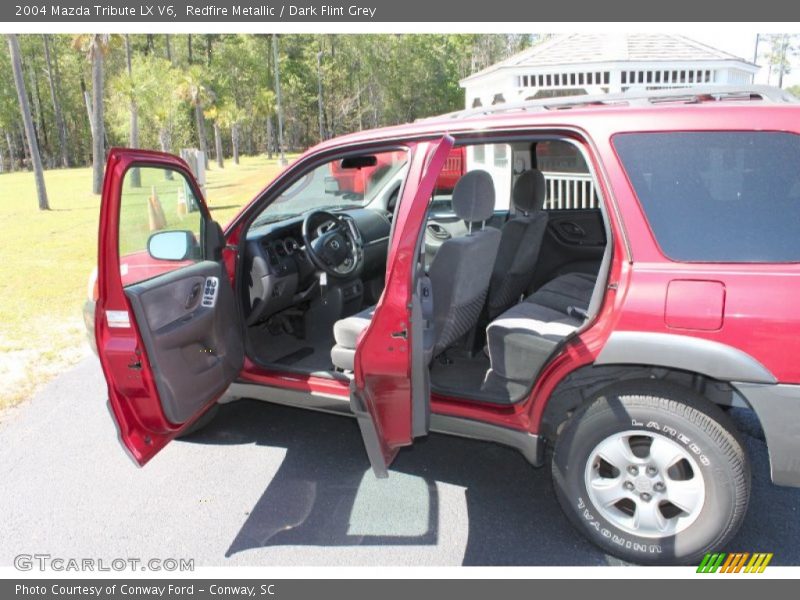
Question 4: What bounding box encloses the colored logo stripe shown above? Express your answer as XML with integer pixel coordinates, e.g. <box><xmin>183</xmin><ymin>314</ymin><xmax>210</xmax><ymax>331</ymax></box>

<box><xmin>745</xmin><ymin>553</ymin><xmax>773</xmax><ymax>573</ymax></box>
<box><xmin>697</xmin><ymin>552</ymin><xmax>773</xmax><ymax>573</ymax></box>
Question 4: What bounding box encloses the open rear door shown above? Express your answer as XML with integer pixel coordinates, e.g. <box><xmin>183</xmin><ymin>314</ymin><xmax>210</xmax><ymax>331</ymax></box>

<box><xmin>95</xmin><ymin>149</ymin><xmax>244</xmax><ymax>466</ymax></box>
<box><xmin>351</xmin><ymin>136</ymin><xmax>454</xmax><ymax>477</ymax></box>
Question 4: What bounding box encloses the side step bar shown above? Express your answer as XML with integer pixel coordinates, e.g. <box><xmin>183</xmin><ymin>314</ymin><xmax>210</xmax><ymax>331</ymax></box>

<box><xmin>223</xmin><ymin>382</ymin><xmax>544</xmax><ymax>467</ymax></box>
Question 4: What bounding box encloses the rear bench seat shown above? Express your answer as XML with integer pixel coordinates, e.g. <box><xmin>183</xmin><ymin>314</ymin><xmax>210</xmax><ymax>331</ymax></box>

<box><xmin>482</xmin><ymin>273</ymin><xmax>596</xmax><ymax>401</ymax></box>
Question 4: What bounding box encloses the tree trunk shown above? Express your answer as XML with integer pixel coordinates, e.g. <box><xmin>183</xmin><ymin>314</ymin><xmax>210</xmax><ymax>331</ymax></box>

<box><xmin>158</xmin><ymin>127</ymin><xmax>169</xmax><ymax>153</ymax></box>
<box><xmin>17</xmin><ymin>121</ymin><xmax>30</xmax><ymax>162</ymax></box>
<box><xmin>272</xmin><ymin>35</ymin><xmax>287</xmax><ymax>165</ymax></box>
<box><xmin>83</xmin><ymin>88</ymin><xmax>94</xmax><ymax>138</ymax></box>
<box><xmin>165</xmin><ymin>35</ymin><xmax>172</xmax><ymax>63</ymax></box>
<box><xmin>194</xmin><ymin>101</ymin><xmax>209</xmax><ymax>169</ymax></box>
<box><xmin>50</xmin><ymin>36</ymin><xmax>70</xmax><ymax>163</ymax></box>
<box><xmin>0</xmin><ymin>137</ymin><xmax>4</xmax><ymax>173</ymax></box>
<box><xmin>266</xmin><ymin>117</ymin><xmax>273</xmax><ymax>159</ymax></box>
<box><xmin>213</xmin><ymin>121</ymin><xmax>224</xmax><ymax>168</ymax></box>
<box><xmin>231</xmin><ymin>122</ymin><xmax>240</xmax><ymax>165</ymax></box>
<box><xmin>7</xmin><ymin>35</ymin><xmax>49</xmax><ymax>210</ymax></box>
<box><xmin>91</xmin><ymin>35</ymin><xmax>105</xmax><ymax>195</ymax></box>
<box><xmin>27</xmin><ymin>47</ymin><xmax>49</xmax><ymax>165</ymax></box>
<box><xmin>188</xmin><ymin>34</ymin><xmax>193</xmax><ymax>64</ymax></box>
<box><xmin>125</xmin><ymin>35</ymin><xmax>141</xmax><ymax>187</ymax></box>
<box><xmin>159</xmin><ymin>127</ymin><xmax>174</xmax><ymax>180</ymax></box>
<box><xmin>778</xmin><ymin>35</ymin><xmax>788</xmax><ymax>88</ymax></box>
<box><xmin>6</xmin><ymin>129</ymin><xmax>17</xmax><ymax>171</ymax></box>
<box><xmin>42</xmin><ymin>35</ymin><xmax>69</xmax><ymax>168</ymax></box>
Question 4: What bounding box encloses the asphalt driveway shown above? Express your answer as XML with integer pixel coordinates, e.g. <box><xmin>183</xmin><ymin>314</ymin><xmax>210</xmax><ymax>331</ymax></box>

<box><xmin>1</xmin><ymin>356</ymin><xmax>798</xmax><ymax>567</ymax></box>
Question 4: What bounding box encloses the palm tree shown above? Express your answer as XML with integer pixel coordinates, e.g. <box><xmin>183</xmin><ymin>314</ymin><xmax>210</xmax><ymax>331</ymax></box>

<box><xmin>206</xmin><ymin>106</ymin><xmax>224</xmax><ymax>169</ymax></box>
<box><xmin>179</xmin><ymin>66</ymin><xmax>212</xmax><ymax>169</ymax></box>
<box><xmin>74</xmin><ymin>34</ymin><xmax>110</xmax><ymax>194</ymax></box>
<box><xmin>7</xmin><ymin>35</ymin><xmax>49</xmax><ymax>210</ymax></box>
<box><xmin>124</xmin><ymin>35</ymin><xmax>141</xmax><ymax>187</ymax></box>
<box><xmin>90</xmin><ymin>35</ymin><xmax>108</xmax><ymax>194</ymax></box>
<box><xmin>215</xmin><ymin>101</ymin><xmax>247</xmax><ymax>166</ymax></box>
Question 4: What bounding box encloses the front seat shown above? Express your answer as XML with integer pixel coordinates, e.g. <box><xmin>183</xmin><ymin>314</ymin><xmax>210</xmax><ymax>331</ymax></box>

<box><xmin>428</xmin><ymin>170</ymin><xmax>501</xmax><ymax>357</ymax></box>
<box><xmin>331</xmin><ymin>170</ymin><xmax>501</xmax><ymax>370</ymax></box>
<box><xmin>486</xmin><ymin>169</ymin><xmax>549</xmax><ymax>319</ymax></box>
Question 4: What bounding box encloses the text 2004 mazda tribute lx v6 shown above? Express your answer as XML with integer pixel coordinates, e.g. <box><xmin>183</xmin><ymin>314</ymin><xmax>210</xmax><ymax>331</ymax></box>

<box><xmin>89</xmin><ymin>86</ymin><xmax>800</xmax><ymax>564</ymax></box>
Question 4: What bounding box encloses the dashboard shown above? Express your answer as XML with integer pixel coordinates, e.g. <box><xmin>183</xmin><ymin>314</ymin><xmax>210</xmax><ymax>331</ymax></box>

<box><xmin>243</xmin><ymin>208</ymin><xmax>392</xmax><ymax>325</ymax></box>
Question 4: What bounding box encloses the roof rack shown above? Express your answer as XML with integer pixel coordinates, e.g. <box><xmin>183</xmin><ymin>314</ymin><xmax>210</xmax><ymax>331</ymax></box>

<box><xmin>432</xmin><ymin>85</ymin><xmax>797</xmax><ymax>121</ymax></box>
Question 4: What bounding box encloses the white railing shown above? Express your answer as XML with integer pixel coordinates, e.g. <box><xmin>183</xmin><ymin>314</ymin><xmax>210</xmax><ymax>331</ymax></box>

<box><xmin>543</xmin><ymin>172</ymin><xmax>598</xmax><ymax>210</ymax></box>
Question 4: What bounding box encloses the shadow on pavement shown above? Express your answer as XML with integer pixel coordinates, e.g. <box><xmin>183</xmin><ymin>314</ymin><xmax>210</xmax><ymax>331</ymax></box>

<box><xmin>183</xmin><ymin>400</ymin><xmax>800</xmax><ymax>566</ymax></box>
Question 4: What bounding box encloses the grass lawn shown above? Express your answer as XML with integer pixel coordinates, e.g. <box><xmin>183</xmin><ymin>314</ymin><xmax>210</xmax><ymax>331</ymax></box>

<box><xmin>0</xmin><ymin>154</ymin><xmax>290</xmax><ymax>413</ymax></box>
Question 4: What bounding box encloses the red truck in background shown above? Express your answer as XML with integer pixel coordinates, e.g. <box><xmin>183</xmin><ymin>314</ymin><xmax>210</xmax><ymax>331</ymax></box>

<box><xmin>328</xmin><ymin>147</ymin><xmax>465</xmax><ymax>196</ymax></box>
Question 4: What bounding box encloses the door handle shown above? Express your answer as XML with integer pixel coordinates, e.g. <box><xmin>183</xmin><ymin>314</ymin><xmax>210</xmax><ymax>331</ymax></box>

<box><xmin>426</xmin><ymin>224</ymin><xmax>450</xmax><ymax>240</ymax></box>
<box><xmin>391</xmin><ymin>327</ymin><xmax>408</xmax><ymax>340</ymax></box>
<box><xmin>559</xmin><ymin>222</ymin><xmax>586</xmax><ymax>237</ymax></box>
<box><xmin>185</xmin><ymin>282</ymin><xmax>202</xmax><ymax>308</ymax></box>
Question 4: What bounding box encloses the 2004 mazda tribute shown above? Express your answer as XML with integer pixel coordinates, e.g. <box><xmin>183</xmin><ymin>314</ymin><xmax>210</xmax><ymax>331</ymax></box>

<box><xmin>89</xmin><ymin>85</ymin><xmax>800</xmax><ymax>564</ymax></box>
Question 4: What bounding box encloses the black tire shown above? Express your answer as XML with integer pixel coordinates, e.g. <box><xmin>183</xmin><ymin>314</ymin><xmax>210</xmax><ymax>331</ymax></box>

<box><xmin>551</xmin><ymin>380</ymin><xmax>750</xmax><ymax>565</ymax></box>
<box><xmin>177</xmin><ymin>404</ymin><xmax>220</xmax><ymax>438</ymax></box>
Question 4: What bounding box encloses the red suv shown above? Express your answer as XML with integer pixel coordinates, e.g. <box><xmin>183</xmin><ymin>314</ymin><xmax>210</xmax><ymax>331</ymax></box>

<box><xmin>91</xmin><ymin>85</ymin><xmax>800</xmax><ymax>565</ymax></box>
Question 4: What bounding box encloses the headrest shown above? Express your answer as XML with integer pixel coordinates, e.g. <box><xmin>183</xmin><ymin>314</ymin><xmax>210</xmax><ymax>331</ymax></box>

<box><xmin>452</xmin><ymin>170</ymin><xmax>495</xmax><ymax>222</ymax></box>
<box><xmin>512</xmin><ymin>169</ymin><xmax>546</xmax><ymax>214</ymax></box>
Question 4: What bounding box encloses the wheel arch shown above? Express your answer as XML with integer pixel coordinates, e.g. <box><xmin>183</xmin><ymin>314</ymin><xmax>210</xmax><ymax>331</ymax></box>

<box><xmin>539</xmin><ymin>362</ymin><xmax>758</xmax><ymax>445</ymax></box>
<box><xmin>595</xmin><ymin>332</ymin><xmax>776</xmax><ymax>384</ymax></box>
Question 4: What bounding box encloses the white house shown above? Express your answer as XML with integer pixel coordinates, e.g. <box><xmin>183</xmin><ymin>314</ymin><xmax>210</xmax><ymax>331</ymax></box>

<box><xmin>458</xmin><ymin>34</ymin><xmax>759</xmax><ymax>211</ymax></box>
<box><xmin>460</xmin><ymin>34</ymin><xmax>759</xmax><ymax>109</ymax></box>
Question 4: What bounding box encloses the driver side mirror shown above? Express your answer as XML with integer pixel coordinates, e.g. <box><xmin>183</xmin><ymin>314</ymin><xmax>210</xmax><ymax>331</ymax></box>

<box><xmin>147</xmin><ymin>230</ymin><xmax>196</xmax><ymax>261</ymax></box>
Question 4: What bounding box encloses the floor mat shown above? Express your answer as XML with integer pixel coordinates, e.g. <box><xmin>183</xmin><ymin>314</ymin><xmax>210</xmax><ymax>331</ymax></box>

<box><xmin>275</xmin><ymin>347</ymin><xmax>315</xmax><ymax>365</ymax></box>
<box><xmin>430</xmin><ymin>349</ymin><xmax>490</xmax><ymax>396</ymax></box>
<box><xmin>248</xmin><ymin>328</ymin><xmax>336</xmax><ymax>373</ymax></box>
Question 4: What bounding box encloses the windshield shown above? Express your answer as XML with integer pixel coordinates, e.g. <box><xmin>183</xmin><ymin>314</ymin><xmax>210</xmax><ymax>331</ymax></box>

<box><xmin>254</xmin><ymin>149</ymin><xmax>409</xmax><ymax>225</ymax></box>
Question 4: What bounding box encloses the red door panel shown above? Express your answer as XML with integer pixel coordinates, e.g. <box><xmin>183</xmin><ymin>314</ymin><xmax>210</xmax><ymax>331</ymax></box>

<box><xmin>95</xmin><ymin>148</ymin><xmax>243</xmax><ymax>465</ymax></box>
<box><xmin>352</xmin><ymin>135</ymin><xmax>455</xmax><ymax>475</ymax></box>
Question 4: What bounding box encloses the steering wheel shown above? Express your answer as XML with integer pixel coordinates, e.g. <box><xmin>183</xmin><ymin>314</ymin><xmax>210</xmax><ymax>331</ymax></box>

<box><xmin>301</xmin><ymin>210</ymin><xmax>363</xmax><ymax>278</ymax></box>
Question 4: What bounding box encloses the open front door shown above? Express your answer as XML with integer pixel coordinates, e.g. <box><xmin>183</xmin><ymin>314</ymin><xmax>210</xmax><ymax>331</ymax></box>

<box><xmin>352</xmin><ymin>136</ymin><xmax>454</xmax><ymax>477</ymax></box>
<box><xmin>95</xmin><ymin>149</ymin><xmax>244</xmax><ymax>466</ymax></box>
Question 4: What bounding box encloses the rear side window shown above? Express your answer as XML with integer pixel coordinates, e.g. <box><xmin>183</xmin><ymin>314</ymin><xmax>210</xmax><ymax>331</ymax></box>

<box><xmin>613</xmin><ymin>132</ymin><xmax>800</xmax><ymax>262</ymax></box>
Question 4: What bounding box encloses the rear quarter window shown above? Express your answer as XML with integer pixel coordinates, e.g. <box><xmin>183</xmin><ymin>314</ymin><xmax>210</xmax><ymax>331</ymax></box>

<box><xmin>613</xmin><ymin>131</ymin><xmax>800</xmax><ymax>262</ymax></box>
